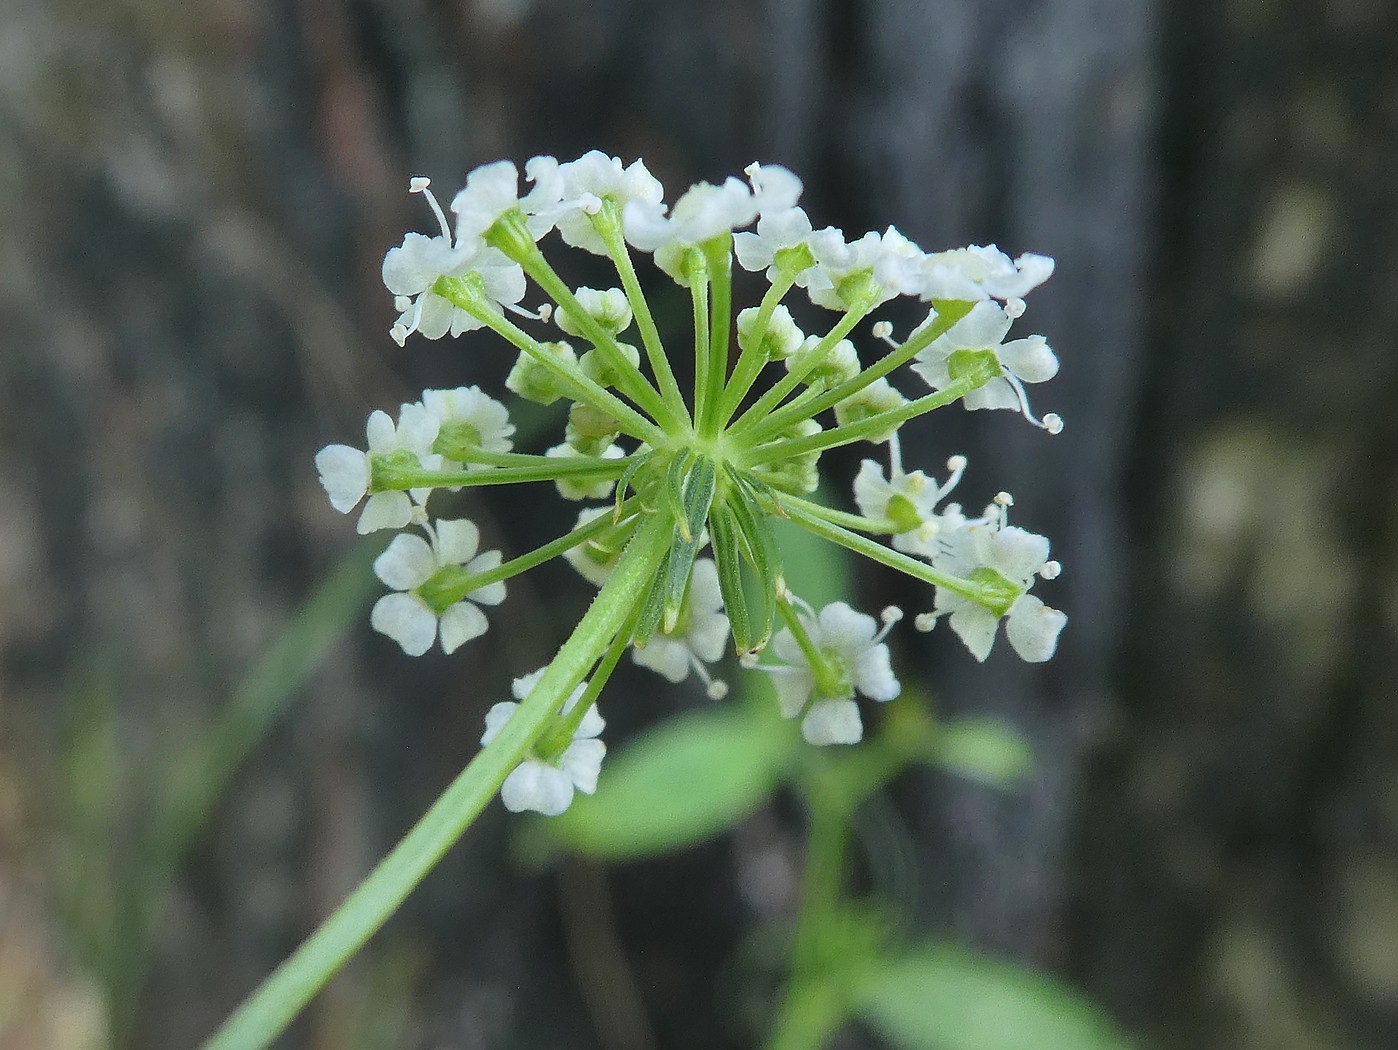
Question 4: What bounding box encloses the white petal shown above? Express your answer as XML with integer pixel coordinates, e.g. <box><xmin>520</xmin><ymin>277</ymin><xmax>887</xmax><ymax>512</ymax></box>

<box><xmin>396</xmin><ymin>402</ymin><xmax>441</xmax><ymax>454</ymax></box>
<box><xmin>315</xmin><ymin>445</ymin><xmax>371</xmax><ymax>512</ymax></box>
<box><xmin>633</xmin><ymin>639</ymin><xmax>691</xmax><ymax>683</ymax></box>
<box><xmin>560</xmin><ymin>738</ymin><xmax>606</xmax><ymax>794</ymax></box>
<box><xmin>687</xmin><ymin>612</ymin><xmax>732</xmax><ymax>664</ymax></box>
<box><xmin>801</xmin><ymin>699</ymin><xmax>863</xmax><ymax>746</ymax></box>
<box><xmin>572</xmin><ymin>702</ymin><xmax>605</xmax><ymax>740</ymax></box>
<box><xmin>998</xmin><ymin>335</ymin><xmax>1059</xmax><ymax>383</ymax></box>
<box><xmin>961</xmin><ymin>378</ymin><xmax>1022</xmax><ymax>412</ymax></box>
<box><xmin>373</xmin><ymin>533</ymin><xmax>437</xmax><ymax>589</ymax></box>
<box><xmin>511</xmin><ymin>668</ymin><xmax>547</xmax><ymax>701</ymax></box>
<box><xmin>433</xmin><ymin>518</ymin><xmax>481</xmax><ymax>566</ymax></box>
<box><xmin>464</xmin><ymin>550</ymin><xmax>506</xmax><ymax>605</ymax></box>
<box><xmin>770</xmin><ymin>626</ymin><xmax>807</xmax><ymax>666</ymax></box>
<box><xmin>370</xmin><ymin>593</ymin><xmax>437</xmax><ymax>656</ymax></box>
<box><xmin>816</xmin><ymin>602</ymin><xmax>878</xmax><ymax>650</ymax></box>
<box><xmin>439</xmin><ymin>601</ymin><xmax>489</xmax><ymax>654</ymax></box>
<box><xmin>948</xmin><ymin>604</ymin><xmax>999</xmax><ymax>662</ymax></box>
<box><xmin>480</xmin><ymin>701</ymin><xmax>519</xmax><ymax>745</ymax></box>
<box><xmin>853</xmin><ymin>460</ymin><xmax>893</xmax><ymax>519</ymax></box>
<box><xmin>365</xmin><ymin>409</ymin><xmax>396</xmax><ymax>450</ymax></box>
<box><xmin>770</xmin><ymin>668</ymin><xmax>815</xmax><ymax>719</ymax></box>
<box><xmin>501</xmin><ymin>759</ymin><xmax>574</xmax><ymax>816</ymax></box>
<box><xmin>357</xmin><ymin>492</ymin><xmax>413</xmax><ymax>535</ymax></box>
<box><xmin>854</xmin><ymin>644</ymin><xmax>900</xmax><ymax>702</ymax></box>
<box><xmin>984</xmin><ymin>526</ymin><xmax>1051</xmax><ymax>584</ymax></box>
<box><xmin>1005</xmin><ymin>596</ymin><xmax>1067</xmax><ymax>662</ymax></box>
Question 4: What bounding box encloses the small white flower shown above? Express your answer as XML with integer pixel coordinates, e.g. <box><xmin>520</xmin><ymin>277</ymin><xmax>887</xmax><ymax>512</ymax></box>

<box><xmin>561</xmin><ymin>506</ymin><xmax>623</xmax><ymax>586</ymax></box>
<box><xmin>736</xmin><ymin>304</ymin><xmax>805</xmax><ymax>361</ymax></box>
<box><xmin>927</xmin><ymin>521</ymin><xmax>1065</xmax><ymax>662</ymax></box>
<box><xmin>631</xmin><ymin>559</ymin><xmax>731</xmax><ymax>696</ymax></box>
<box><xmin>801</xmin><ymin>228</ymin><xmax>909</xmax><ymax>311</ymax></box>
<box><xmin>315</xmin><ymin>403</ymin><xmax>440</xmax><ymax>534</ymax></box>
<box><xmin>853</xmin><ymin>455</ymin><xmax>965</xmax><ymax>557</ymax></box>
<box><xmin>450</xmin><ymin>157</ymin><xmax>563</xmax><ymax>250</ymax></box>
<box><xmin>833</xmin><ymin>377</ymin><xmax>909</xmax><ymax>444</ymax></box>
<box><xmin>753</xmin><ymin>601</ymin><xmax>900</xmax><ymax>745</ymax></box>
<box><xmin>918</xmin><ymin>245</ymin><xmax>1055</xmax><ymax>302</ymax></box>
<box><xmin>624</xmin><ymin>178</ymin><xmax>760</xmax><ymax>282</ymax></box>
<box><xmin>384</xmin><ymin>178</ymin><xmax>528</xmax><ymax>345</ymax></box>
<box><xmin>546</xmin><ymin>442</ymin><xmax>625</xmax><ymax>501</ymax></box>
<box><xmin>370</xmin><ymin>518</ymin><xmax>506</xmax><ymax>656</ymax></box>
<box><xmin>420</xmin><ymin>386</ymin><xmax>515</xmax><ymax>467</ymax></box>
<box><xmin>555</xmin><ymin>287</ymin><xmax>633</xmax><ymax>337</ymax></box>
<box><xmin>909</xmin><ymin>300</ymin><xmax>1059</xmax><ymax>420</ymax></box>
<box><xmin>733</xmin><ymin>207</ymin><xmax>815</xmax><ymax>279</ymax></box>
<box><xmin>554</xmin><ymin>151</ymin><xmax>665</xmax><ymax>255</ymax></box>
<box><xmin>786</xmin><ymin>335</ymin><xmax>860</xmax><ymax>389</ymax></box>
<box><xmin>743</xmin><ymin>162</ymin><xmax>803</xmax><ymax>214</ymax></box>
<box><xmin>480</xmin><ymin>668</ymin><xmax>606</xmax><ymax>816</ymax></box>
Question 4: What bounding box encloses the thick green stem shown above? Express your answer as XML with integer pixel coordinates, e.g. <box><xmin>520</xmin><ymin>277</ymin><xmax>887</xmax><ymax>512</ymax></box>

<box><xmin>200</xmin><ymin>514</ymin><xmax>673</xmax><ymax>1050</ymax></box>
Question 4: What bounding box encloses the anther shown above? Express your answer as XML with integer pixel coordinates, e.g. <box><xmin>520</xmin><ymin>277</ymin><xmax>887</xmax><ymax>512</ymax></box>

<box><xmin>1039</xmin><ymin>560</ymin><xmax>1062</xmax><ymax>580</ymax></box>
<box><xmin>707</xmin><ymin>680</ymin><xmax>729</xmax><ymax>700</ymax></box>
<box><xmin>914</xmin><ymin>612</ymin><xmax>939</xmax><ymax>633</ymax></box>
<box><xmin>872</xmin><ymin>320</ymin><xmax>898</xmax><ymax>347</ymax></box>
<box><xmin>994</xmin><ymin>491</ymin><xmax>1014</xmax><ymax>507</ymax></box>
<box><xmin>1004</xmin><ymin>296</ymin><xmax>1026</xmax><ymax>319</ymax></box>
<box><xmin>538</xmin><ymin>303</ymin><xmax>554</xmax><ymax>324</ymax></box>
<box><xmin>1043</xmin><ymin>412</ymin><xmax>1064</xmax><ymax>435</ymax></box>
<box><xmin>935</xmin><ymin>455</ymin><xmax>968</xmax><ymax>503</ymax></box>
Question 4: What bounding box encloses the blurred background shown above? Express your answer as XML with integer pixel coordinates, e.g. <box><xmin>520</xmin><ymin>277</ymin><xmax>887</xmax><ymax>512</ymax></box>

<box><xmin>2</xmin><ymin>0</ymin><xmax>1396</xmax><ymax>1046</ymax></box>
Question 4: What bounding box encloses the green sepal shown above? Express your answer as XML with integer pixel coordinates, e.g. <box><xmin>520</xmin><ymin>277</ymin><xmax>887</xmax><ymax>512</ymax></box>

<box><xmin>369</xmin><ymin>449</ymin><xmax>429</xmax><ymax>492</ymax></box>
<box><xmin>946</xmin><ymin>348</ymin><xmax>1000</xmax><ymax>383</ymax></box>
<box><xmin>612</xmin><ymin>448</ymin><xmax>656</xmax><ymax>520</ymax></box>
<box><xmin>709</xmin><ymin>504</ymin><xmax>754</xmax><ymax>653</ymax></box>
<box><xmin>967</xmin><ymin>566</ymin><xmax>1021</xmax><ymax>617</ymax></box>
<box><xmin>665</xmin><ymin>449</ymin><xmax>694</xmax><ymax>542</ymax></box>
<box><xmin>719</xmin><ymin>470</ymin><xmax>782</xmax><ymax>652</ymax></box>
<box><xmin>431</xmin><ymin>421</ymin><xmax>484</xmax><ymax>461</ymax></box>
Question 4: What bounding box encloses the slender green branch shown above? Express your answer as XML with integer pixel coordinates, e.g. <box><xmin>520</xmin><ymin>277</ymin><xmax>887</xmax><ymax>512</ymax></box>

<box><xmin>433</xmin><ymin>276</ymin><xmax>666</xmax><ymax>447</ymax></box>
<box><xmin>742</xmin><ymin>299</ymin><xmax>976</xmax><ymax>445</ymax></box>
<box><xmin>373</xmin><ymin>456</ymin><xmax>632</xmax><ymax>492</ymax></box>
<box><xmin>714</xmin><ymin>270</ymin><xmax>797</xmax><ymax>429</ymax></box>
<box><xmin>730</xmin><ymin>295</ymin><xmax>875</xmax><ymax>433</ymax></box>
<box><xmin>698</xmin><ymin>235</ymin><xmax>733</xmax><ymax>440</ymax></box>
<box><xmin>200</xmin><ymin>514</ymin><xmax>673</xmax><ymax>1050</ymax></box>
<box><xmin>739</xmin><ymin>363</ymin><xmax>996</xmax><ymax>467</ymax></box>
<box><xmin>592</xmin><ymin>201</ymin><xmax>690</xmax><ymax>426</ymax></box>
<box><xmin>689</xmin><ymin>252</ymin><xmax>712</xmax><ymax>426</ymax></box>
<box><xmin>774</xmin><ymin>496</ymin><xmax>985</xmax><ymax>604</ymax></box>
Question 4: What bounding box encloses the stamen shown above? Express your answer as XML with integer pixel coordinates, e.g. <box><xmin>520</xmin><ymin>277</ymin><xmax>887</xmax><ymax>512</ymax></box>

<box><xmin>887</xmin><ymin>431</ymin><xmax>904</xmax><ymax>477</ymax></box>
<box><xmin>1004</xmin><ymin>296</ymin><xmax>1026</xmax><ymax>319</ymax></box>
<box><xmin>1039</xmin><ymin>559</ymin><xmax>1062</xmax><ymax>580</ymax></box>
<box><xmin>993</xmin><ymin>491</ymin><xmax>1013</xmax><ymax>529</ymax></box>
<box><xmin>410</xmin><ymin>177</ymin><xmax>453</xmax><ymax>242</ymax></box>
<box><xmin>873</xmin><ymin>605</ymin><xmax>904</xmax><ymax>644</ymax></box>
<box><xmin>1003</xmin><ymin>369</ymin><xmax>1061</xmax><ymax>434</ymax></box>
<box><xmin>914</xmin><ymin>611</ymin><xmax>941</xmax><ymax>632</ymax></box>
<box><xmin>537</xmin><ymin>303</ymin><xmax>554</xmax><ymax>324</ymax></box>
<box><xmin>934</xmin><ymin>454</ymin><xmax>968</xmax><ymax>503</ymax></box>
<box><xmin>872</xmin><ymin>320</ymin><xmax>897</xmax><ymax>348</ymax></box>
<box><xmin>690</xmin><ymin>657</ymin><xmax>729</xmax><ymax>700</ymax></box>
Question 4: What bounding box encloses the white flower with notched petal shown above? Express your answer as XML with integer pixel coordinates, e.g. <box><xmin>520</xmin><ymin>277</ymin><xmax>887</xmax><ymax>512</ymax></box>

<box><xmin>918</xmin><ymin>245</ymin><xmax>1055</xmax><ymax>302</ymax></box>
<box><xmin>419</xmin><ymin>386</ymin><xmax>514</xmax><ymax>468</ymax></box>
<box><xmin>753</xmin><ymin>601</ymin><xmax>900</xmax><ymax>746</ymax></box>
<box><xmin>853</xmin><ymin>455</ymin><xmax>966</xmax><ymax>558</ymax></box>
<box><xmin>315</xmin><ymin>402</ymin><xmax>440</xmax><ymax>534</ymax></box>
<box><xmin>631</xmin><ymin>559</ymin><xmax>731</xmax><ymax>697</ymax></box>
<box><xmin>624</xmin><ymin>178</ymin><xmax>761</xmax><ymax>283</ymax></box>
<box><xmin>370</xmin><ymin>519</ymin><xmax>505</xmax><ymax>656</ymax></box>
<box><xmin>554</xmin><ymin>151</ymin><xmax>665</xmax><ymax>255</ymax></box>
<box><xmin>480</xmin><ymin>669</ymin><xmax>606</xmax><ymax>816</ymax></box>
<box><xmin>450</xmin><ymin>157</ymin><xmax>563</xmax><ymax>250</ymax></box>
<box><xmin>909</xmin><ymin>300</ymin><xmax>1060</xmax><ymax>429</ymax></box>
<box><xmin>927</xmin><ymin>521</ymin><xmax>1065</xmax><ymax>662</ymax></box>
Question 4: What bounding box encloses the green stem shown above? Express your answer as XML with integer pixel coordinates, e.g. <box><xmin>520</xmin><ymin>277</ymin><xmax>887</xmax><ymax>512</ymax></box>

<box><xmin>714</xmin><ymin>271</ymin><xmax>797</xmax><ymax>429</ymax></box>
<box><xmin>689</xmin><ymin>251</ymin><xmax>712</xmax><ymax>426</ymax></box>
<box><xmin>511</xmin><ymin>243</ymin><xmax>678</xmax><ymax>430</ymax></box>
<box><xmin>423</xmin><ymin>502</ymin><xmax>640</xmax><ymax>609</ymax></box>
<box><xmin>592</xmin><ymin>201</ymin><xmax>690</xmax><ymax>426</ymax></box>
<box><xmin>739</xmin><ymin>364</ymin><xmax>996</xmax><ymax>467</ymax></box>
<box><xmin>741</xmin><ymin>299</ymin><xmax>976</xmax><ymax>445</ymax></box>
<box><xmin>730</xmin><ymin>298</ymin><xmax>874</xmax><ymax>433</ymax></box>
<box><xmin>433</xmin><ymin>275</ymin><xmax>667</xmax><ymax>447</ymax></box>
<box><xmin>775</xmin><ymin>496</ymin><xmax>987</xmax><ymax>604</ymax></box>
<box><xmin>200</xmin><ymin>514</ymin><xmax>674</xmax><ymax>1050</ymax></box>
<box><xmin>373</xmin><ymin>456</ymin><xmax>631</xmax><ymax>492</ymax></box>
<box><xmin>698</xmin><ymin>235</ymin><xmax>733</xmax><ymax>440</ymax></box>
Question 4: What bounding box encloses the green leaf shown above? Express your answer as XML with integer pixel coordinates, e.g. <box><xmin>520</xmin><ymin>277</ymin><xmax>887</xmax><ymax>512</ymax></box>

<box><xmin>855</xmin><ymin>945</ymin><xmax>1134</xmax><ymax>1050</ymax></box>
<box><xmin>928</xmin><ymin>718</ymin><xmax>1034</xmax><ymax>786</ymax></box>
<box><xmin>549</xmin><ymin>706</ymin><xmax>794</xmax><ymax>859</ymax></box>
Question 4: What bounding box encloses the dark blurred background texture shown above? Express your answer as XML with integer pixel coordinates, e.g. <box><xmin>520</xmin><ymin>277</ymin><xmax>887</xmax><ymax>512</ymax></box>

<box><xmin>3</xmin><ymin>0</ymin><xmax>1397</xmax><ymax>1046</ymax></box>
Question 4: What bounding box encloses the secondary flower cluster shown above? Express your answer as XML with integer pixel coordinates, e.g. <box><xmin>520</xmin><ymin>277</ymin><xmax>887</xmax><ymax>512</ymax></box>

<box><xmin>315</xmin><ymin>151</ymin><xmax>1067</xmax><ymax>812</ymax></box>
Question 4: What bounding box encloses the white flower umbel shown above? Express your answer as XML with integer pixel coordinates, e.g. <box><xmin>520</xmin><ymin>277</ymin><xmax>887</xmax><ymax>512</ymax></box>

<box><xmin>315</xmin><ymin>402</ymin><xmax>440</xmax><ymax>534</ymax></box>
<box><xmin>631</xmin><ymin>558</ymin><xmax>731</xmax><ymax>697</ymax></box>
<box><xmin>751</xmin><ymin>600</ymin><xmax>901</xmax><ymax>746</ymax></box>
<box><xmin>853</xmin><ymin>453</ymin><xmax>967</xmax><ymax>558</ymax></box>
<box><xmin>921</xmin><ymin>515</ymin><xmax>1066</xmax><ymax>662</ymax></box>
<box><xmin>909</xmin><ymin>299</ymin><xmax>1062</xmax><ymax>432</ymax></box>
<box><xmin>480</xmin><ymin>669</ymin><xmax>605</xmax><ymax>816</ymax></box>
<box><xmin>370</xmin><ymin>518</ymin><xmax>506</xmax><ymax>656</ymax></box>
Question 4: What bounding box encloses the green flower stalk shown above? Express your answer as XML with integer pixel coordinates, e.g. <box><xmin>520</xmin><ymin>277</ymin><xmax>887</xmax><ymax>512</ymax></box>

<box><xmin>206</xmin><ymin>151</ymin><xmax>1068</xmax><ymax>1049</ymax></box>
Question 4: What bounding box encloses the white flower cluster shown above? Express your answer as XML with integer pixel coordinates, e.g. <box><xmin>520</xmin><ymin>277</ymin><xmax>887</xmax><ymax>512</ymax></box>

<box><xmin>311</xmin><ymin>150</ymin><xmax>1071</xmax><ymax>816</ymax></box>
